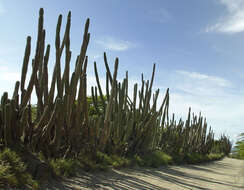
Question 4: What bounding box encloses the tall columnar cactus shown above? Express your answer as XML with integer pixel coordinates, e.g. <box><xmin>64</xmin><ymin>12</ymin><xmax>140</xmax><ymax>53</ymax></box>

<box><xmin>0</xmin><ymin>8</ymin><xmax>228</xmax><ymax>159</ymax></box>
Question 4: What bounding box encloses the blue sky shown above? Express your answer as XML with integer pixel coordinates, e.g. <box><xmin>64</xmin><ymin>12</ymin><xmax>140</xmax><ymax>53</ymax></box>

<box><xmin>0</xmin><ymin>0</ymin><xmax>244</xmax><ymax>142</ymax></box>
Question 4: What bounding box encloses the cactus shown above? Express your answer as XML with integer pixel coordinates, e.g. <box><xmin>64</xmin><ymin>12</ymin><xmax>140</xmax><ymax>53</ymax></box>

<box><xmin>0</xmin><ymin>8</ymin><xmax>229</xmax><ymax>161</ymax></box>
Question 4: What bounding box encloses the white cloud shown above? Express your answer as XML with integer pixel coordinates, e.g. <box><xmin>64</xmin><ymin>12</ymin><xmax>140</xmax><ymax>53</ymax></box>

<box><xmin>96</xmin><ymin>37</ymin><xmax>136</xmax><ymax>51</ymax></box>
<box><xmin>0</xmin><ymin>66</ymin><xmax>20</xmax><ymax>81</ymax></box>
<box><xmin>176</xmin><ymin>70</ymin><xmax>231</xmax><ymax>88</ymax></box>
<box><xmin>207</xmin><ymin>0</ymin><xmax>244</xmax><ymax>33</ymax></box>
<box><xmin>0</xmin><ymin>66</ymin><xmax>20</xmax><ymax>97</ymax></box>
<box><xmin>91</xmin><ymin>54</ymin><xmax>102</xmax><ymax>60</ymax></box>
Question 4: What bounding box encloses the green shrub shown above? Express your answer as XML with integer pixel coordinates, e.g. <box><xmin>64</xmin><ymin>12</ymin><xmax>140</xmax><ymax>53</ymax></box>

<box><xmin>183</xmin><ymin>153</ymin><xmax>224</xmax><ymax>164</ymax></box>
<box><xmin>77</xmin><ymin>153</ymin><xmax>110</xmax><ymax>172</ymax></box>
<box><xmin>0</xmin><ymin>148</ymin><xmax>39</xmax><ymax>189</ymax></box>
<box><xmin>239</xmin><ymin>142</ymin><xmax>244</xmax><ymax>159</ymax></box>
<box><xmin>207</xmin><ymin>153</ymin><xmax>224</xmax><ymax>160</ymax></box>
<box><xmin>96</xmin><ymin>151</ymin><xmax>113</xmax><ymax>165</ymax></box>
<box><xmin>132</xmin><ymin>154</ymin><xmax>145</xmax><ymax>167</ymax></box>
<box><xmin>143</xmin><ymin>151</ymin><xmax>172</xmax><ymax>167</ymax></box>
<box><xmin>92</xmin><ymin>152</ymin><xmax>131</xmax><ymax>170</ymax></box>
<box><xmin>110</xmin><ymin>155</ymin><xmax>131</xmax><ymax>168</ymax></box>
<box><xmin>185</xmin><ymin>153</ymin><xmax>204</xmax><ymax>164</ymax></box>
<box><xmin>131</xmin><ymin>151</ymin><xmax>172</xmax><ymax>168</ymax></box>
<box><xmin>49</xmin><ymin>158</ymin><xmax>80</xmax><ymax>177</ymax></box>
<box><xmin>172</xmin><ymin>153</ymin><xmax>185</xmax><ymax>164</ymax></box>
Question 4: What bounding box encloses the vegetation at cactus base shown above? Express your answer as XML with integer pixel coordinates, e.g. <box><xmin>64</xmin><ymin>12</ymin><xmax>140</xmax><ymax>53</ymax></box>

<box><xmin>230</xmin><ymin>133</ymin><xmax>244</xmax><ymax>160</ymax></box>
<box><xmin>229</xmin><ymin>133</ymin><xmax>244</xmax><ymax>175</ymax></box>
<box><xmin>0</xmin><ymin>8</ymin><xmax>232</xmax><ymax>188</ymax></box>
<box><xmin>0</xmin><ymin>148</ymin><xmax>39</xmax><ymax>189</ymax></box>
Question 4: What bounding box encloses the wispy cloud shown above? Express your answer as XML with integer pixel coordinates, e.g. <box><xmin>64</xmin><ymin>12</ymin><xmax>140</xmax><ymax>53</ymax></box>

<box><xmin>96</xmin><ymin>37</ymin><xmax>136</xmax><ymax>51</ymax></box>
<box><xmin>0</xmin><ymin>66</ymin><xmax>20</xmax><ymax>81</ymax></box>
<box><xmin>176</xmin><ymin>70</ymin><xmax>231</xmax><ymax>88</ymax></box>
<box><xmin>147</xmin><ymin>8</ymin><xmax>171</xmax><ymax>23</ymax></box>
<box><xmin>0</xmin><ymin>0</ymin><xmax>5</xmax><ymax>14</ymax></box>
<box><xmin>88</xmin><ymin>53</ymin><xmax>103</xmax><ymax>62</ymax></box>
<box><xmin>206</xmin><ymin>0</ymin><xmax>244</xmax><ymax>33</ymax></box>
<box><xmin>92</xmin><ymin>54</ymin><xmax>102</xmax><ymax>59</ymax></box>
<box><xmin>159</xmin><ymin>69</ymin><xmax>243</xmax><ymax>140</ymax></box>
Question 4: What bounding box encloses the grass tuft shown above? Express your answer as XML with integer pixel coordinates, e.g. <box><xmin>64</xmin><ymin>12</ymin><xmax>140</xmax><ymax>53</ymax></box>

<box><xmin>49</xmin><ymin>158</ymin><xmax>81</xmax><ymax>177</ymax></box>
<box><xmin>0</xmin><ymin>148</ymin><xmax>39</xmax><ymax>189</ymax></box>
<box><xmin>183</xmin><ymin>153</ymin><xmax>224</xmax><ymax>164</ymax></box>
<box><xmin>141</xmin><ymin>151</ymin><xmax>173</xmax><ymax>167</ymax></box>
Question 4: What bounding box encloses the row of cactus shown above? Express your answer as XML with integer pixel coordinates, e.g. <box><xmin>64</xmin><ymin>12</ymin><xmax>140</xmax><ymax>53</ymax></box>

<box><xmin>90</xmin><ymin>60</ymin><xmax>170</xmax><ymax>156</ymax></box>
<box><xmin>159</xmin><ymin>109</ymin><xmax>215</xmax><ymax>156</ymax></box>
<box><xmin>0</xmin><ymin>8</ymin><xmax>231</xmax><ymax>159</ymax></box>
<box><xmin>211</xmin><ymin>134</ymin><xmax>232</xmax><ymax>155</ymax></box>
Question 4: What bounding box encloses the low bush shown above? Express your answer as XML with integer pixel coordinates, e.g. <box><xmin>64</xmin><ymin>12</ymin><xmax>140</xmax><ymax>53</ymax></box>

<box><xmin>0</xmin><ymin>148</ymin><xmax>39</xmax><ymax>189</ymax></box>
<box><xmin>89</xmin><ymin>152</ymin><xmax>130</xmax><ymax>170</ymax></box>
<box><xmin>0</xmin><ymin>147</ymin><xmax>225</xmax><ymax>189</ymax></box>
<box><xmin>207</xmin><ymin>153</ymin><xmax>224</xmax><ymax>161</ymax></box>
<box><xmin>142</xmin><ymin>151</ymin><xmax>173</xmax><ymax>167</ymax></box>
<box><xmin>183</xmin><ymin>153</ymin><xmax>224</xmax><ymax>164</ymax></box>
<box><xmin>49</xmin><ymin>158</ymin><xmax>81</xmax><ymax>177</ymax></box>
<box><xmin>110</xmin><ymin>155</ymin><xmax>131</xmax><ymax>168</ymax></box>
<box><xmin>131</xmin><ymin>151</ymin><xmax>172</xmax><ymax>168</ymax></box>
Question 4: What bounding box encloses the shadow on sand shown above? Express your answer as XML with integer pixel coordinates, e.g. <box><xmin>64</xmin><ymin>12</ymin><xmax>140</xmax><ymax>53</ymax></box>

<box><xmin>43</xmin><ymin>158</ymin><xmax>244</xmax><ymax>190</ymax></box>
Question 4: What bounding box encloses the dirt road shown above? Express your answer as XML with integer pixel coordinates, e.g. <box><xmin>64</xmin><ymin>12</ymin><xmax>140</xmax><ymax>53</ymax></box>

<box><xmin>44</xmin><ymin>158</ymin><xmax>244</xmax><ymax>190</ymax></box>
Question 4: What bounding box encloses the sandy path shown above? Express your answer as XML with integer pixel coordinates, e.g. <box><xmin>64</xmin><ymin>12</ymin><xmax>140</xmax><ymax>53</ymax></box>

<box><xmin>44</xmin><ymin>158</ymin><xmax>244</xmax><ymax>190</ymax></box>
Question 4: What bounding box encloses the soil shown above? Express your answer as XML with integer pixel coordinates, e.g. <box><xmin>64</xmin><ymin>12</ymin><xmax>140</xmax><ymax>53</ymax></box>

<box><xmin>42</xmin><ymin>157</ymin><xmax>244</xmax><ymax>190</ymax></box>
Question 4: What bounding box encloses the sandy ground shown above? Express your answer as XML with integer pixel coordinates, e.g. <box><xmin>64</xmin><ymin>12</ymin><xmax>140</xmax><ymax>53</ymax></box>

<box><xmin>43</xmin><ymin>158</ymin><xmax>244</xmax><ymax>190</ymax></box>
